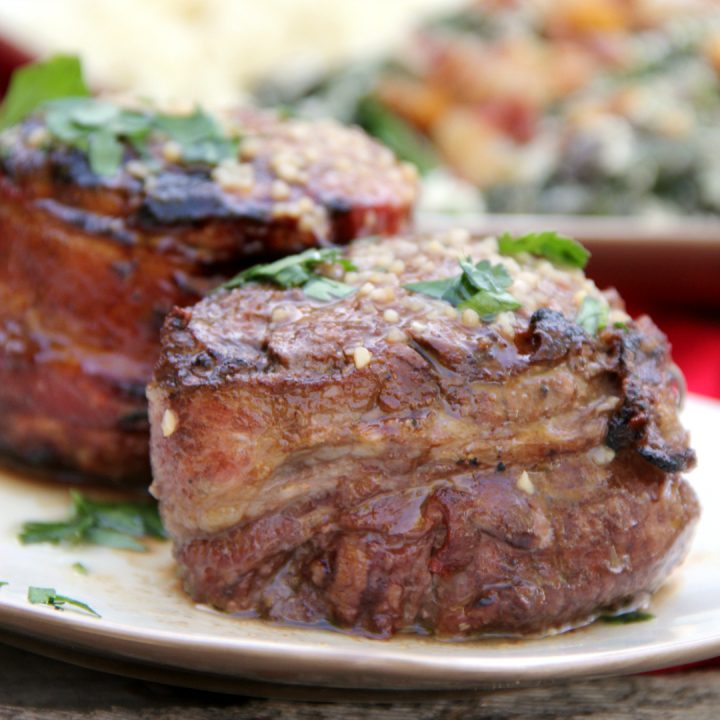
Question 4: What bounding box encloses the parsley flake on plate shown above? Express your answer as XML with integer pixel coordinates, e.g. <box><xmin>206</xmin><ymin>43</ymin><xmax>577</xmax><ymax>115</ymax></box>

<box><xmin>19</xmin><ymin>491</ymin><xmax>166</xmax><ymax>552</ymax></box>
<box><xmin>498</xmin><ymin>231</ymin><xmax>590</xmax><ymax>269</ymax></box>
<box><xmin>404</xmin><ymin>258</ymin><xmax>520</xmax><ymax>320</ymax></box>
<box><xmin>27</xmin><ymin>586</ymin><xmax>100</xmax><ymax>618</ymax></box>
<box><xmin>599</xmin><ymin>610</ymin><xmax>655</xmax><ymax>625</ymax></box>
<box><xmin>222</xmin><ymin>247</ymin><xmax>357</xmax><ymax>301</ymax></box>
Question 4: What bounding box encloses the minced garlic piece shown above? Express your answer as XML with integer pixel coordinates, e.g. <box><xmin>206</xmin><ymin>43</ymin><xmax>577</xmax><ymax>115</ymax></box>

<box><xmin>161</xmin><ymin>409</ymin><xmax>179</xmax><ymax>438</ymax></box>
<box><xmin>517</xmin><ymin>471</ymin><xmax>535</xmax><ymax>495</ymax></box>
<box><xmin>270</xmin><ymin>179</ymin><xmax>291</xmax><ymax>200</ymax></box>
<box><xmin>353</xmin><ymin>347</ymin><xmax>372</xmax><ymax>369</ymax></box>
<box><xmin>27</xmin><ymin>126</ymin><xmax>50</xmax><ymax>148</ymax></box>
<box><xmin>162</xmin><ymin>141</ymin><xmax>182</xmax><ymax>163</ymax></box>
<box><xmin>589</xmin><ymin>446</ymin><xmax>616</xmax><ymax>465</ymax></box>
<box><xmin>461</xmin><ymin>308</ymin><xmax>481</xmax><ymax>327</ymax></box>
<box><xmin>370</xmin><ymin>287</ymin><xmax>395</xmax><ymax>304</ymax></box>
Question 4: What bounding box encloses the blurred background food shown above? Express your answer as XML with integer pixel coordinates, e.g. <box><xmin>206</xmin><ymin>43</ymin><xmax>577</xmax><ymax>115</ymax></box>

<box><xmin>2</xmin><ymin>0</ymin><xmax>720</xmax><ymax>216</ymax></box>
<box><xmin>258</xmin><ymin>0</ymin><xmax>720</xmax><ymax>216</ymax></box>
<box><xmin>0</xmin><ymin>0</ymin><xmax>461</xmax><ymax>104</ymax></box>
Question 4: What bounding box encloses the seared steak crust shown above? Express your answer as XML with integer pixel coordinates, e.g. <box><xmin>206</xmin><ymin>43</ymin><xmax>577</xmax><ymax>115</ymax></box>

<box><xmin>149</xmin><ymin>231</ymin><xmax>698</xmax><ymax>638</ymax></box>
<box><xmin>0</xmin><ymin>110</ymin><xmax>416</xmax><ymax>483</ymax></box>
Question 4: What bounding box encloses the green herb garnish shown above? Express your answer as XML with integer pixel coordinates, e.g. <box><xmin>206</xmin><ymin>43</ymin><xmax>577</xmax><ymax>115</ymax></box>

<box><xmin>40</xmin><ymin>97</ymin><xmax>236</xmax><ymax>176</ymax></box>
<box><xmin>0</xmin><ymin>55</ymin><xmax>89</xmax><ymax>130</ymax></box>
<box><xmin>88</xmin><ymin>128</ymin><xmax>124</xmax><ymax>176</ymax></box>
<box><xmin>71</xmin><ymin>562</ymin><xmax>89</xmax><ymax>575</ymax></box>
<box><xmin>0</xmin><ymin>56</ymin><xmax>240</xmax><ymax>176</ymax></box>
<box><xmin>153</xmin><ymin>109</ymin><xmax>239</xmax><ymax>165</ymax></box>
<box><xmin>0</xmin><ymin>581</ymin><xmax>7</xmax><ymax>588</ymax></box>
<box><xmin>600</xmin><ymin>610</ymin><xmax>655</xmax><ymax>624</ymax></box>
<box><xmin>20</xmin><ymin>491</ymin><xmax>166</xmax><ymax>552</ymax></box>
<box><xmin>27</xmin><ymin>586</ymin><xmax>100</xmax><ymax>618</ymax></box>
<box><xmin>498</xmin><ymin>231</ymin><xmax>590</xmax><ymax>269</ymax></box>
<box><xmin>576</xmin><ymin>296</ymin><xmax>609</xmax><ymax>335</ymax></box>
<box><xmin>404</xmin><ymin>258</ymin><xmax>520</xmax><ymax>320</ymax></box>
<box><xmin>223</xmin><ymin>247</ymin><xmax>357</xmax><ymax>301</ymax></box>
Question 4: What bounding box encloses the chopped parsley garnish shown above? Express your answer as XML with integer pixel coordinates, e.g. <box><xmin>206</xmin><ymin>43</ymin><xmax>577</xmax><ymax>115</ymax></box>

<box><xmin>222</xmin><ymin>247</ymin><xmax>357</xmax><ymax>301</ymax></box>
<box><xmin>0</xmin><ymin>56</ymin><xmax>240</xmax><ymax>176</ymax></box>
<box><xmin>404</xmin><ymin>258</ymin><xmax>520</xmax><ymax>320</ymax></box>
<box><xmin>600</xmin><ymin>610</ymin><xmax>655</xmax><ymax>625</ymax></box>
<box><xmin>19</xmin><ymin>491</ymin><xmax>166</xmax><ymax>552</ymax></box>
<box><xmin>41</xmin><ymin>97</ymin><xmax>236</xmax><ymax>176</ymax></box>
<box><xmin>0</xmin><ymin>55</ymin><xmax>89</xmax><ymax>130</ymax></box>
<box><xmin>71</xmin><ymin>562</ymin><xmax>89</xmax><ymax>575</ymax></box>
<box><xmin>153</xmin><ymin>109</ymin><xmax>239</xmax><ymax>165</ymax></box>
<box><xmin>498</xmin><ymin>231</ymin><xmax>590</xmax><ymax>269</ymax></box>
<box><xmin>27</xmin><ymin>586</ymin><xmax>100</xmax><ymax>618</ymax></box>
<box><xmin>576</xmin><ymin>296</ymin><xmax>609</xmax><ymax>335</ymax></box>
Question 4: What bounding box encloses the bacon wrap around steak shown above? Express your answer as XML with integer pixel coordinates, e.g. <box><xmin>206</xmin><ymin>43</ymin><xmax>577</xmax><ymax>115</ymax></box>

<box><xmin>149</xmin><ymin>231</ymin><xmax>698</xmax><ymax>638</ymax></box>
<box><xmin>0</xmin><ymin>110</ymin><xmax>416</xmax><ymax>484</ymax></box>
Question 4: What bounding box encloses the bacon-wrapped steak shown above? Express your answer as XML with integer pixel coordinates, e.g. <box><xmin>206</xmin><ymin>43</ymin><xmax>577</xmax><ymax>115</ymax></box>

<box><xmin>149</xmin><ymin>230</ymin><xmax>698</xmax><ymax>638</ymax></box>
<box><xmin>0</xmin><ymin>106</ymin><xmax>417</xmax><ymax>484</ymax></box>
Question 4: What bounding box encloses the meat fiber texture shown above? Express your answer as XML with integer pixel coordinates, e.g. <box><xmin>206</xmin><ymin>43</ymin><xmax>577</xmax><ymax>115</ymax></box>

<box><xmin>0</xmin><ymin>109</ymin><xmax>417</xmax><ymax>485</ymax></box>
<box><xmin>149</xmin><ymin>230</ymin><xmax>699</xmax><ymax>638</ymax></box>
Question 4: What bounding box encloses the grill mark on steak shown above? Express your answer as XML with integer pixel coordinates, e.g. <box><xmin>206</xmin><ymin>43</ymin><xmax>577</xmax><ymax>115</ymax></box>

<box><xmin>137</xmin><ymin>171</ymin><xmax>266</xmax><ymax>225</ymax></box>
<box><xmin>35</xmin><ymin>198</ymin><xmax>138</xmax><ymax>246</ymax></box>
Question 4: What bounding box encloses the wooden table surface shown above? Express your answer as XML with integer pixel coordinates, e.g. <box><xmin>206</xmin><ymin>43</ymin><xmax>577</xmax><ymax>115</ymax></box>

<box><xmin>1</xmin><ymin>642</ymin><xmax>718</xmax><ymax>719</ymax></box>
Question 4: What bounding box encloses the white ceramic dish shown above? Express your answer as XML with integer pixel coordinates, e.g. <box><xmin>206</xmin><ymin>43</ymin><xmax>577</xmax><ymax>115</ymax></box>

<box><xmin>0</xmin><ymin>395</ymin><xmax>718</xmax><ymax>694</ymax></box>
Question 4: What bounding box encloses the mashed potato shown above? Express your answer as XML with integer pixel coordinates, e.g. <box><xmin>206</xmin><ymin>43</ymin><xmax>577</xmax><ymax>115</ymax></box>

<box><xmin>0</xmin><ymin>0</ymin><xmax>461</xmax><ymax>105</ymax></box>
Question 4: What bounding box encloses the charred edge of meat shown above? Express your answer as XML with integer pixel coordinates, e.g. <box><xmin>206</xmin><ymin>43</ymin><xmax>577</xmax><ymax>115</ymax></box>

<box><xmin>157</xmin><ymin>308</ymin><xmax>266</xmax><ymax>389</ymax></box>
<box><xmin>607</xmin><ymin>392</ymin><xmax>695</xmax><ymax>472</ymax></box>
<box><xmin>138</xmin><ymin>172</ymin><xmax>231</xmax><ymax>225</ymax></box>
<box><xmin>36</xmin><ymin>198</ymin><xmax>137</xmax><ymax>246</ymax></box>
<box><xmin>606</xmin><ymin>324</ymin><xmax>696</xmax><ymax>473</ymax></box>
<box><xmin>515</xmin><ymin>308</ymin><xmax>588</xmax><ymax>362</ymax></box>
<box><xmin>137</xmin><ymin>171</ymin><xmax>269</xmax><ymax>226</ymax></box>
<box><xmin>49</xmin><ymin>147</ymin><xmax>108</xmax><ymax>188</ymax></box>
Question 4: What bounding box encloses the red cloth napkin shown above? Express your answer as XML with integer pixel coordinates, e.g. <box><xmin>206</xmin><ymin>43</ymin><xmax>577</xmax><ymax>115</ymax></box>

<box><xmin>657</xmin><ymin>313</ymin><xmax>720</xmax><ymax>399</ymax></box>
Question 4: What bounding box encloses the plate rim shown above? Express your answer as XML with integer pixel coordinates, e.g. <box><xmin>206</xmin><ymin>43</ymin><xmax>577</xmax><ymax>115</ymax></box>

<box><xmin>0</xmin><ymin>597</ymin><xmax>719</xmax><ymax>690</ymax></box>
<box><xmin>0</xmin><ymin>394</ymin><xmax>718</xmax><ymax>691</ymax></box>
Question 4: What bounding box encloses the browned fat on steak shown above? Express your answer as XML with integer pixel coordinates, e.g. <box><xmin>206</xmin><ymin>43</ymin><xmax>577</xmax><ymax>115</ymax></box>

<box><xmin>149</xmin><ymin>230</ymin><xmax>699</xmax><ymax>638</ymax></box>
<box><xmin>0</xmin><ymin>108</ymin><xmax>416</xmax><ymax>484</ymax></box>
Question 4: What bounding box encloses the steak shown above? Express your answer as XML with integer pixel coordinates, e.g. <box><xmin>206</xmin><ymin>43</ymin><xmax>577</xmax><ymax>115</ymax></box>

<box><xmin>148</xmin><ymin>230</ymin><xmax>699</xmax><ymax>638</ymax></box>
<box><xmin>0</xmin><ymin>107</ymin><xmax>416</xmax><ymax>484</ymax></box>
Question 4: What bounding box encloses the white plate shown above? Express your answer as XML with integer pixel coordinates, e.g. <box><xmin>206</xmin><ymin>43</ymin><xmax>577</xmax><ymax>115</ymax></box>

<box><xmin>0</xmin><ymin>395</ymin><xmax>718</xmax><ymax>693</ymax></box>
